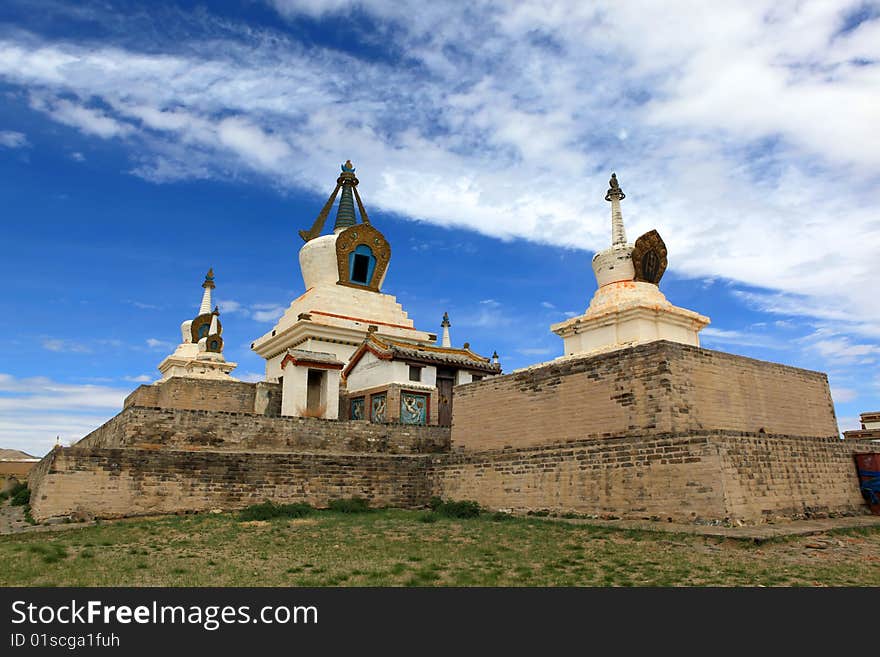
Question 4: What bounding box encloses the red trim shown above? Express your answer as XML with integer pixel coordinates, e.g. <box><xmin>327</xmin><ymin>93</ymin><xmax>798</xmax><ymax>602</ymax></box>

<box><xmin>343</xmin><ymin>341</ymin><xmax>392</xmax><ymax>377</ymax></box>
<box><xmin>310</xmin><ymin>310</ymin><xmax>417</xmax><ymax>331</ymax></box>
<box><xmin>280</xmin><ymin>353</ymin><xmax>343</xmax><ymax>370</ymax></box>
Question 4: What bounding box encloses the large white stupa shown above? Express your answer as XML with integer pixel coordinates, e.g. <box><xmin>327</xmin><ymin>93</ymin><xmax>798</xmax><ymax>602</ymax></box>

<box><xmin>251</xmin><ymin>161</ymin><xmax>434</xmax><ymax>418</ymax></box>
<box><xmin>551</xmin><ymin>173</ymin><xmax>710</xmax><ymax>357</ymax></box>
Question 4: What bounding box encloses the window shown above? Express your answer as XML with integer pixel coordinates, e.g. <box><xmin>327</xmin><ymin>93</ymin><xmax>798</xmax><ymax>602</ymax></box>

<box><xmin>198</xmin><ymin>323</ymin><xmax>209</xmax><ymax>338</ymax></box>
<box><xmin>472</xmin><ymin>375</ymin><xmax>483</xmax><ymax>382</ymax></box>
<box><xmin>408</xmin><ymin>365</ymin><xmax>422</xmax><ymax>382</ymax></box>
<box><xmin>348</xmin><ymin>244</ymin><xmax>376</xmax><ymax>285</ymax></box>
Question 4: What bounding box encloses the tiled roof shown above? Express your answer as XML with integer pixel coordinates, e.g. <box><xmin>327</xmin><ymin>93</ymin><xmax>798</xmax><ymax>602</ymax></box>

<box><xmin>346</xmin><ymin>334</ymin><xmax>500</xmax><ymax>375</ymax></box>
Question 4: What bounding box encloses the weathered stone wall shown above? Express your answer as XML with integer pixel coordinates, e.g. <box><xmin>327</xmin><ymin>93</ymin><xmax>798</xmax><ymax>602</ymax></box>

<box><xmin>452</xmin><ymin>341</ymin><xmax>838</xmax><ymax>451</ymax></box>
<box><xmin>77</xmin><ymin>406</ymin><xmax>451</xmax><ymax>454</ymax></box>
<box><xmin>716</xmin><ymin>434</ymin><xmax>872</xmax><ymax>522</ymax></box>
<box><xmin>29</xmin><ymin>431</ymin><xmax>873</xmax><ymax>523</ymax></box>
<box><xmin>124</xmin><ymin>379</ymin><xmax>282</xmax><ymax>416</ymax></box>
<box><xmin>29</xmin><ymin>447</ymin><xmax>430</xmax><ymax>521</ymax></box>
<box><xmin>431</xmin><ymin>432</ymin><xmax>871</xmax><ymax>523</ymax></box>
<box><xmin>432</xmin><ymin>434</ymin><xmax>727</xmax><ymax>522</ymax></box>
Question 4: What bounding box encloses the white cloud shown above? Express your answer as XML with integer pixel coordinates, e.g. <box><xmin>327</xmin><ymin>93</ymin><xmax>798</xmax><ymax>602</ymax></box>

<box><xmin>29</xmin><ymin>95</ymin><xmax>133</xmax><ymax>139</ymax></box>
<box><xmin>237</xmin><ymin>371</ymin><xmax>265</xmax><ymax>383</ymax></box>
<box><xmin>145</xmin><ymin>337</ymin><xmax>173</xmax><ymax>350</ymax></box>
<box><xmin>809</xmin><ymin>336</ymin><xmax>880</xmax><ymax>361</ymax></box>
<box><xmin>831</xmin><ymin>387</ymin><xmax>858</xmax><ymax>403</ymax></box>
<box><xmin>41</xmin><ymin>337</ymin><xmax>91</xmax><ymax>353</ymax></box>
<box><xmin>251</xmin><ymin>304</ymin><xmax>286</xmax><ymax>323</ymax></box>
<box><xmin>517</xmin><ymin>347</ymin><xmax>554</xmax><ymax>356</ymax></box>
<box><xmin>0</xmin><ymin>373</ymin><xmax>127</xmax><ymax>455</ymax></box>
<box><xmin>0</xmin><ymin>2</ymin><xmax>876</xmax><ymax>338</ymax></box>
<box><xmin>123</xmin><ymin>374</ymin><xmax>153</xmax><ymax>383</ymax></box>
<box><xmin>0</xmin><ymin>130</ymin><xmax>28</xmax><ymax>148</ymax></box>
<box><xmin>700</xmin><ymin>327</ymin><xmax>786</xmax><ymax>350</ymax></box>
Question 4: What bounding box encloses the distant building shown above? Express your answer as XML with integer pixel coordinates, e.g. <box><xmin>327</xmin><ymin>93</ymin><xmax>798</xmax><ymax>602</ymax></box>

<box><xmin>0</xmin><ymin>449</ymin><xmax>40</xmax><ymax>478</ymax></box>
<box><xmin>844</xmin><ymin>412</ymin><xmax>880</xmax><ymax>442</ymax></box>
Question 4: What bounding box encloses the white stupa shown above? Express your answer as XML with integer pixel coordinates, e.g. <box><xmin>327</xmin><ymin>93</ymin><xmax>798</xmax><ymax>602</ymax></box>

<box><xmin>157</xmin><ymin>269</ymin><xmax>238</xmax><ymax>380</ymax></box>
<box><xmin>551</xmin><ymin>173</ymin><xmax>710</xmax><ymax>357</ymax></box>
<box><xmin>252</xmin><ymin>160</ymin><xmax>433</xmax><ymax>386</ymax></box>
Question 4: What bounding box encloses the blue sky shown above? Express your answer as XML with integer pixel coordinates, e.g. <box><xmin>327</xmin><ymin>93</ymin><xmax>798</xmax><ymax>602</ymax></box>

<box><xmin>1</xmin><ymin>0</ymin><xmax>878</xmax><ymax>456</ymax></box>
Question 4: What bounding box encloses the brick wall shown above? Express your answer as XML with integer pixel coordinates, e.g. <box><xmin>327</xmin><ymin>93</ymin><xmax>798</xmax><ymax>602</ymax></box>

<box><xmin>29</xmin><ymin>447</ymin><xmax>431</xmax><ymax>521</ymax></box>
<box><xmin>29</xmin><ymin>430</ymin><xmax>874</xmax><ymax>524</ymax></box>
<box><xmin>432</xmin><ymin>434</ymin><xmax>728</xmax><ymax>522</ymax></box>
<box><xmin>77</xmin><ymin>406</ymin><xmax>451</xmax><ymax>454</ymax></box>
<box><xmin>716</xmin><ymin>434</ymin><xmax>873</xmax><ymax>522</ymax></box>
<box><xmin>431</xmin><ymin>431</ymin><xmax>872</xmax><ymax>523</ymax></box>
<box><xmin>452</xmin><ymin>341</ymin><xmax>838</xmax><ymax>450</ymax></box>
<box><xmin>124</xmin><ymin>379</ymin><xmax>282</xmax><ymax>416</ymax></box>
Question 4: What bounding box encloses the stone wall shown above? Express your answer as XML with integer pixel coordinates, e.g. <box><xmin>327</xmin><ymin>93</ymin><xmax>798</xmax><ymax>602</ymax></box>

<box><xmin>78</xmin><ymin>406</ymin><xmax>451</xmax><ymax>455</ymax></box>
<box><xmin>29</xmin><ymin>447</ymin><xmax>431</xmax><ymax>521</ymax></box>
<box><xmin>716</xmin><ymin>434</ymin><xmax>873</xmax><ymax>521</ymax></box>
<box><xmin>29</xmin><ymin>430</ymin><xmax>874</xmax><ymax>524</ymax></box>
<box><xmin>452</xmin><ymin>341</ymin><xmax>838</xmax><ymax>451</ymax></box>
<box><xmin>432</xmin><ymin>433</ymin><xmax>727</xmax><ymax>522</ymax></box>
<box><xmin>124</xmin><ymin>379</ymin><xmax>282</xmax><ymax>416</ymax></box>
<box><xmin>431</xmin><ymin>431</ymin><xmax>872</xmax><ymax>523</ymax></box>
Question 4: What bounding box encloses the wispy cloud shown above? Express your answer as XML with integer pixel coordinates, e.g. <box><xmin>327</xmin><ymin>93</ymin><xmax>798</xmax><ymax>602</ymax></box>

<box><xmin>0</xmin><ymin>1</ymin><xmax>876</xmax><ymax>337</ymax></box>
<box><xmin>0</xmin><ymin>130</ymin><xmax>28</xmax><ymax>148</ymax></box>
<box><xmin>456</xmin><ymin>299</ymin><xmax>513</xmax><ymax>328</ymax></box>
<box><xmin>0</xmin><ymin>373</ymin><xmax>127</xmax><ymax>455</ymax></box>
<box><xmin>123</xmin><ymin>374</ymin><xmax>153</xmax><ymax>383</ymax></box>
<box><xmin>219</xmin><ymin>299</ymin><xmax>286</xmax><ymax>323</ymax></box>
<box><xmin>145</xmin><ymin>337</ymin><xmax>174</xmax><ymax>350</ymax></box>
<box><xmin>41</xmin><ymin>337</ymin><xmax>92</xmax><ymax>353</ymax></box>
<box><xmin>700</xmin><ymin>327</ymin><xmax>787</xmax><ymax>350</ymax></box>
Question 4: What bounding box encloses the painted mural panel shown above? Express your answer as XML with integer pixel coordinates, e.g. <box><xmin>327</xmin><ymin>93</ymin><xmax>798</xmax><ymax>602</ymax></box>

<box><xmin>370</xmin><ymin>393</ymin><xmax>387</xmax><ymax>423</ymax></box>
<box><xmin>350</xmin><ymin>397</ymin><xmax>365</xmax><ymax>421</ymax></box>
<box><xmin>400</xmin><ymin>391</ymin><xmax>428</xmax><ymax>425</ymax></box>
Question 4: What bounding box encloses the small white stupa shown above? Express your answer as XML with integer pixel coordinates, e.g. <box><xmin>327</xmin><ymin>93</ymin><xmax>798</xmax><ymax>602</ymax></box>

<box><xmin>551</xmin><ymin>173</ymin><xmax>710</xmax><ymax>357</ymax></box>
<box><xmin>157</xmin><ymin>269</ymin><xmax>238</xmax><ymax>380</ymax></box>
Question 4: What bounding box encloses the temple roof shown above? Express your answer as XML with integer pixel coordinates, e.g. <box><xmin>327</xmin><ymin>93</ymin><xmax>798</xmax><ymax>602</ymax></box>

<box><xmin>344</xmin><ymin>333</ymin><xmax>501</xmax><ymax>377</ymax></box>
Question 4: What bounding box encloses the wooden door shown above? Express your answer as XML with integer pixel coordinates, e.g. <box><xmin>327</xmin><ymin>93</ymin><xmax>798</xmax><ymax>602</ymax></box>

<box><xmin>437</xmin><ymin>376</ymin><xmax>454</xmax><ymax>426</ymax></box>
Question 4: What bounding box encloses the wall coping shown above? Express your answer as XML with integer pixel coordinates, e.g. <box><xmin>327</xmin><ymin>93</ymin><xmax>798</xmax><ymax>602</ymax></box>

<box><xmin>454</xmin><ymin>340</ymin><xmax>829</xmax><ymax>391</ymax></box>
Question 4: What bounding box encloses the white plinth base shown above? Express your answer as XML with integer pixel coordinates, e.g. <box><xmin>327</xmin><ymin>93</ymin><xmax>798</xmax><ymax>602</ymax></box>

<box><xmin>551</xmin><ymin>281</ymin><xmax>710</xmax><ymax>358</ymax></box>
<box><xmin>158</xmin><ymin>344</ymin><xmax>238</xmax><ymax>381</ymax></box>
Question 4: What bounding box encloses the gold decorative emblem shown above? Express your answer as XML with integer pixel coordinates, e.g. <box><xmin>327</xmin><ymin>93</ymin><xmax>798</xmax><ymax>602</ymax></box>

<box><xmin>631</xmin><ymin>229</ymin><xmax>668</xmax><ymax>285</ymax></box>
<box><xmin>335</xmin><ymin>223</ymin><xmax>390</xmax><ymax>292</ymax></box>
<box><xmin>190</xmin><ymin>313</ymin><xmax>222</xmax><ymax>343</ymax></box>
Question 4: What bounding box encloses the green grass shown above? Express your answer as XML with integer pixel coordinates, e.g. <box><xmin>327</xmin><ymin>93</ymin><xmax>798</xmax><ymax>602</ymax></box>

<box><xmin>0</xmin><ymin>509</ymin><xmax>878</xmax><ymax>586</ymax></box>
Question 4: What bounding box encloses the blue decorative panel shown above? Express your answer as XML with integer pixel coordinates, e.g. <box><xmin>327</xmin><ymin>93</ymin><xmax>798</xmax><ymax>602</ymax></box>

<box><xmin>350</xmin><ymin>397</ymin><xmax>365</xmax><ymax>421</ymax></box>
<box><xmin>400</xmin><ymin>392</ymin><xmax>428</xmax><ymax>426</ymax></box>
<box><xmin>370</xmin><ymin>393</ymin><xmax>387</xmax><ymax>423</ymax></box>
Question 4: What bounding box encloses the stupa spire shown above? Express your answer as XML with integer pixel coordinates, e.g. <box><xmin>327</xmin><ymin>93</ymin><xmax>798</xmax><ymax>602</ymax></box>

<box><xmin>199</xmin><ymin>268</ymin><xmax>215</xmax><ymax>315</ymax></box>
<box><xmin>441</xmin><ymin>312</ymin><xmax>451</xmax><ymax>348</ymax></box>
<box><xmin>334</xmin><ymin>160</ymin><xmax>357</xmax><ymax>231</ymax></box>
<box><xmin>299</xmin><ymin>160</ymin><xmax>371</xmax><ymax>241</ymax></box>
<box><xmin>605</xmin><ymin>172</ymin><xmax>627</xmax><ymax>246</ymax></box>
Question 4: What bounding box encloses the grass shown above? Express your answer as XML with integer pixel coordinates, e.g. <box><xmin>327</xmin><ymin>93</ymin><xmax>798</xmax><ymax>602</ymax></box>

<box><xmin>0</xmin><ymin>509</ymin><xmax>878</xmax><ymax>586</ymax></box>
